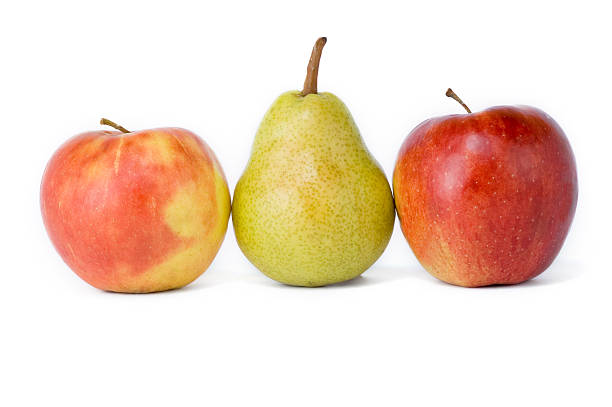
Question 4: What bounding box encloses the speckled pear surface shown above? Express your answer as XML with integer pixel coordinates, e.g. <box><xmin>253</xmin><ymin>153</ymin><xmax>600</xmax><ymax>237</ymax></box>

<box><xmin>233</xmin><ymin>91</ymin><xmax>395</xmax><ymax>287</ymax></box>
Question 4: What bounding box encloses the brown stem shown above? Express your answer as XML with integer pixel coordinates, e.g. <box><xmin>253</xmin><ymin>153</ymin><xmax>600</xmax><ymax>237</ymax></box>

<box><xmin>100</xmin><ymin>118</ymin><xmax>131</xmax><ymax>133</ymax></box>
<box><xmin>445</xmin><ymin>88</ymin><xmax>472</xmax><ymax>113</ymax></box>
<box><xmin>301</xmin><ymin>37</ymin><xmax>327</xmax><ymax>96</ymax></box>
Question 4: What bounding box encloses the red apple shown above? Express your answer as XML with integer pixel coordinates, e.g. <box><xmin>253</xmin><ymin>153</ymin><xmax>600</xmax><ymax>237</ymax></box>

<box><xmin>393</xmin><ymin>89</ymin><xmax>577</xmax><ymax>287</ymax></box>
<box><xmin>41</xmin><ymin>119</ymin><xmax>231</xmax><ymax>293</ymax></box>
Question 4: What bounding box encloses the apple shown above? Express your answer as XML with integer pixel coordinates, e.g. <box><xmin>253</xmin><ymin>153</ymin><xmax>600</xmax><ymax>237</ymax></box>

<box><xmin>393</xmin><ymin>89</ymin><xmax>578</xmax><ymax>287</ymax></box>
<box><xmin>41</xmin><ymin>119</ymin><xmax>231</xmax><ymax>293</ymax></box>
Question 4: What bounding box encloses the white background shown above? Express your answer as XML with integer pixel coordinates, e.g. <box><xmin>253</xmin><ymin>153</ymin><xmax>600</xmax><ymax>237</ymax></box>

<box><xmin>1</xmin><ymin>1</ymin><xmax>610</xmax><ymax>405</ymax></box>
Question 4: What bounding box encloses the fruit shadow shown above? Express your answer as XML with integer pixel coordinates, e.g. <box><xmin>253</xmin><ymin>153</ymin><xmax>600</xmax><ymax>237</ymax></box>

<box><xmin>258</xmin><ymin>265</ymin><xmax>427</xmax><ymax>290</ymax></box>
<box><xmin>451</xmin><ymin>258</ymin><xmax>582</xmax><ymax>290</ymax></box>
<box><xmin>99</xmin><ymin>270</ymin><xmax>233</xmax><ymax>295</ymax></box>
<box><xmin>264</xmin><ymin>257</ymin><xmax>582</xmax><ymax>291</ymax></box>
<box><xmin>100</xmin><ymin>258</ymin><xmax>580</xmax><ymax>294</ymax></box>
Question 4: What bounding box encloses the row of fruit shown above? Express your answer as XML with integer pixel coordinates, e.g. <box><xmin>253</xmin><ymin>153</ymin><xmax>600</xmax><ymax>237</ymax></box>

<box><xmin>40</xmin><ymin>38</ymin><xmax>578</xmax><ymax>293</ymax></box>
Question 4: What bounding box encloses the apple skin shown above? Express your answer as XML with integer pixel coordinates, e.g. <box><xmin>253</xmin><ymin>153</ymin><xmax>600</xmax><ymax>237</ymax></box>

<box><xmin>393</xmin><ymin>106</ymin><xmax>577</xmax><ymax>287</ymax></box>
<box><xmin>41</xmin><ymin>127</ymin><xmax>231</xmax><ymax>293</ymax></box>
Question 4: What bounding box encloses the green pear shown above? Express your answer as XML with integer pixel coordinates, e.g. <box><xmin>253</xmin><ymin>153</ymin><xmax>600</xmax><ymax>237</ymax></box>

<box><xmin>233</xmin><ymin>37</ymin><xmax>395</xmax><ymax>287</ymax></box>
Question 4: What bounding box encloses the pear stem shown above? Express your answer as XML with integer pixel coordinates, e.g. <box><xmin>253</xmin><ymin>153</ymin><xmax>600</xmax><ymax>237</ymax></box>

<box><xmin>301</xmin><ymin>37</ymin><xmax>327</xmax><ymax>96</ymax></box>
<box><xmin>100</xmin><ymin>118</ymin><xmax>131</xmax><ymax>133</ymax></box>
<box><xmin>445</xmin><ymin>88</ymin><xmax>472</xmax><ymax>113</ymax></box>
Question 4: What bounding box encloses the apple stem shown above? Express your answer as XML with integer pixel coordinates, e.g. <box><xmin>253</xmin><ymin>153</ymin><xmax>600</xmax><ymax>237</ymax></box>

<box><xmin>301</xmin><ymin>37</ymin><xmax>327</xmax><ymax>96</ymax></box>
<box><xmin>100</xmin><ymin>118</ymin><xmax>131</xmax><ymax>133</ymax></box>
<box><xmin>445</xmin><ymin>88</ymin><xmax>472</xmax><ymax>114</ymax></box>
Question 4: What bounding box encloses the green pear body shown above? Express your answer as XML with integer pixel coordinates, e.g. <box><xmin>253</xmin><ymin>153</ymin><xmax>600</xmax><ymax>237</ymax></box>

<box><xmin>233</xmin><ymin>91</ymin><xmax>395</xmax><ymax>287</ymax></box>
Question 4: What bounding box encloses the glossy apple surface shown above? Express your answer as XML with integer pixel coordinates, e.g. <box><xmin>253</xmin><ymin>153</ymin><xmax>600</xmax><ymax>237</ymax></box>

<box><xmin>41</xmin><ymin>127</ymin><xmax>231</xmax><ymax>293</ymax></box>
<box><xmin>393</xmin><ymin>106</ymin><xmax>577</xmax><ymax>287</ymax></box>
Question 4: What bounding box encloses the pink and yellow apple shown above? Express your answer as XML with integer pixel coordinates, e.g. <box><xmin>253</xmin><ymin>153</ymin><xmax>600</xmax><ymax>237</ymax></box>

<box><xmin>41</xmin><ymin>120</ymin><xmax>231</xmax><ymax>293</ymax></box>
<box><xmin>393</xmin><ymin>90</ymin><xmax>577</xmax><ymax>287</ymax></box>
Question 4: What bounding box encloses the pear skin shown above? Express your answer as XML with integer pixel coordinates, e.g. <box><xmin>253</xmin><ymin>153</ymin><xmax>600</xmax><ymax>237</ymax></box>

<box><xmin>232</xmin><ymin>38</ymin><xmax>394</xmax><ymax>287</ymax></box>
